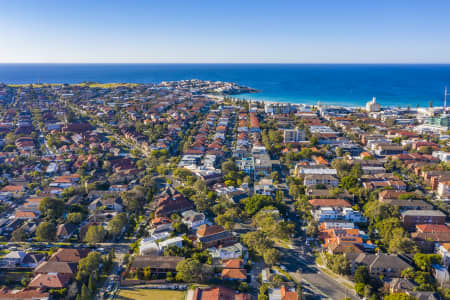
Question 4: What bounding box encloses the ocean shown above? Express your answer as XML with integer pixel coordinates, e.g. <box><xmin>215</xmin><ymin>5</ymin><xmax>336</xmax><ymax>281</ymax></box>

<box><xmin>1</xmin><ymin>63</ymin><xmax>450</xmax><ymax>107</ymax></box>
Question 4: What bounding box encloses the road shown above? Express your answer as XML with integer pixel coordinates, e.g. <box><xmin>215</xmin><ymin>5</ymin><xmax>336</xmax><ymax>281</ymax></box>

<box><xmin>281</xmin><ymin>201</ymin><xmax>359</xmax><ymax>300</ymax></box>
<box><xmin>278</xmin><ymin>241</ymin><xmax>358</xmax><ymax>300</ymax></box>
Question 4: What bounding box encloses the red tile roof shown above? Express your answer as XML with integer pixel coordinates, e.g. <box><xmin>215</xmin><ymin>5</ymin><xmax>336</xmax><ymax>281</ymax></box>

<box><xmin>0</xmin><ymin>288</ymin><xmax>49</xmax><ymax>300</ymax></box>
<box><xmin>15</xmin><ymin>211</ymin><xmax>38</xmax><ymax>219</ymax></box>
<box><xmin>0</xmin><ymin>185</ymin><xmax>24</xmax><ymax>193</ymax></box>
<box><xmin>28</xmin><ymin>273</ymin><xmax>71</xmax><ymax>289</ymax></box>
<box><xmin>309</xmin><ymin>199</ymin><xmax>351</xmax><ymax>208</ymax></box>
<box><xmin>224</xmin><ymin>259</ymin><xmax>243</xmax><ymax>269</ymax></box>
<box><xmin>192</xmin><ymin>286</ymin><xmax>250</xmax><ymax>300</ymax></box>
<box><xmin>196</xmin><ymin>224</ymin><xmax>225</xmax><ymax>237</ymax></box>
<box><xmin>221</xmin><ymin>268</ymin><xmax>247</xmax><ymax>280</ymax></box>
<box><xmin>49</xmin><ymin>248</ymin><xmax>90</xmax><ymax>263</ymax></box>
<box><xmin>416</xmin><ymin>224</ymin><xmax>450</xmax><ymax>233</ymax></box>
<box><xmin>281</xmin><ymin>286</ymin><xmax>298</xmax><ymax>300</ymax></box>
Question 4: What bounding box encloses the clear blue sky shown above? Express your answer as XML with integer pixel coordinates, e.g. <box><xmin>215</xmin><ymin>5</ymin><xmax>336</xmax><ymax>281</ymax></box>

<box><xmin>1</xmin><ymin>0</ymin><xmax>450</xmax><ymax>63</ymax></box>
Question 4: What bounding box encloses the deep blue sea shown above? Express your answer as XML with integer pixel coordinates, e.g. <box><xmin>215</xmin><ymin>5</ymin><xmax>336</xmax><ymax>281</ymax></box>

<box><xmin>1</xmin><ymin>63</ymin><xmax>450</xmax><ymax>107</ymax></box>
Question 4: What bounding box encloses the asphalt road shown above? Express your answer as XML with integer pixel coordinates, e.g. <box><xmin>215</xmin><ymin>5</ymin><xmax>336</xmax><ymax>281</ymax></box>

<box><xmin>281</xmin><ymin>200</ymin><xmax>359</xmax><ymax>300</ymax></box>
<box><xmin>278</xmin><ymin>238</ymin><xmax>359</xmax><ymax>300</ymax></box>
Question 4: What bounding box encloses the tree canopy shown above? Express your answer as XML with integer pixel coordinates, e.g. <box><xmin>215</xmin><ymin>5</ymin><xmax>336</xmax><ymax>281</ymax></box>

<box><xmin>84</xmin><ymin>225</ymin><xmax>106</xmax><ymax>244</ymax></box>
<box><xmin>77</xmin><ymin>252</ymin><xmax>103</xmax><ymax>282</ymax></box>
<box><xmin>36</xmin><ymin>221</ymin><xmax>56</xmax><ymax>242</ymax></box>
<box><xmin>175</xmin><ymin>258</ymin><xmax>212</xmax><ymax>283</ymax></box>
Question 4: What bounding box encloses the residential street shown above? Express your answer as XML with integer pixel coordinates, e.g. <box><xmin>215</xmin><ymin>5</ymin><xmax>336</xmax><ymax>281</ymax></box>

<box><xmin>280</xmin><ymin>200</ymin><xmax>359</xmax><ymax>299</ymax></box>
<box><xmin>278</xmin><ymin>241</ymin><xmax>358</xmax><ymax>300</ymax></box>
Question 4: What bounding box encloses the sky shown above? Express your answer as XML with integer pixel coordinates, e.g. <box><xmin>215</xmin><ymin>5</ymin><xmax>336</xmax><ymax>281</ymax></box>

<box><xmin>1</xmin><ymin>0</ymin><xmax>450</xmax><ymax>63</ymax></box>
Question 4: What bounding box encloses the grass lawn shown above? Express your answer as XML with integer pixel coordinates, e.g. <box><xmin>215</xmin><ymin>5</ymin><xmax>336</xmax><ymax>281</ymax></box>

<box><xmin>117</xmin><ymin>288</ymin><xmax>185</xmax><ymax>300</ymax></box>
<box><xmin>315</xmin><ymin>253</ymin><xmax>324</xmax><ymax>265</ymax></box>
<box><xmin>274</xmin><ymin>238</ymin><xmax>292</xmax><ymax>249</ymax></box>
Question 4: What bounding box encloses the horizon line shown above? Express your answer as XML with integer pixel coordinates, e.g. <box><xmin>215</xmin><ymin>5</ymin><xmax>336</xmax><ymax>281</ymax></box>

<box><xmin>1</xmin><ymin>62</ymin><xmax>450</xmax><ymax>65</ymax></box>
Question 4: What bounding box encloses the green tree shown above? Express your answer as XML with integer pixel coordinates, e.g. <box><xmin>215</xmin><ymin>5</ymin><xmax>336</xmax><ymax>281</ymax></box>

<box><xmin>88</xmin><ymin>273</ymin><xmax>96</xmax><ymax>293</ymax></box>
<box><xmin>39</xmin><ymin>197</ymin><xmax>65</xmax><ymax>220</ymax></box>
<box><xmin>166</xmin><ymin>271</ymin><xmax>174</xmax><ymax>282</ymax></box>
<box><xmin>327</xmin><ymin>254</ymin><xmax>350</xmax><ymax>275</ymax></box>
<box><xmin>242</xmin><ymin>230</ymin><xmax>274</xmax><ymax>257</ymax></box>
<box><xmin>84</xmin><ymin>225</ymin><xmax>106</xmax><ymax>244</ymax></box>
<box><xmin>77</xmin><ymin>252</ymin><xmax>102</xmax><ymax>282</ymax></box>
<box><xmin>107</xmin><ymin>212</ymin><xmax>127</xmax><ymax>239</ymax></box>
<box><xmin>270</xmin><ymin>171</ymin><xmax>280</xmax><ymax>183</ymax></box>
<box><xmin>384</xmin><ymin>293</ymin><xmax>416</xmax><ymax>300</ymax></box>
<box><xmin>288</xmin><ymin>184</ymin><xmax>302</xmax><ymax>200</ymax></box>
<box><xmin>263</xmin><ymin>248</ymin><xmax>280</xmax><ymax>266</ymax></box>
<box><xmin>242</xmin><ymin>194</ymin><xmax>275</xmax><ymax>216</ymax></box>
<box><xmin>309</xmin><ymin>136</ymin><xmax>318</xmax><ymax>146</ymax></box>
<box><xmin>389</xmin><ymin>236</ymin><xmax>416</xmax><ymax>254</ymax></box>
<box><xmin>136</xmin><ymin>267</ymin><xmax>144</xmax><ymax>280</ymax></box>
<box><xmin>108</xmin><ymin>248</ymin><xmax>115</xmax><ymax>261</ymax></box>
<box><xmin>258</xmin><ymin>284</ymin><xmax>269</xmax><ymax>300</ymax></box>
<box><xmin>36</xmin><ymin>222</ymin><xmax>56</xmax><ymax>242</ymax></box>
<box><xmin>173</xmin><ymin>222</ymin><xmax>188</xmax><ymax>234</ymax></box>
<box><xmin>364</xmin><ymin>284</ymin><xmax>373</xmax><ymax>299</ymax></box>
<box><xmin>66</xmin><ymin>212</ymin><xmax>83</xmax><ymax>224</ymax></box>
<box><xmin>143</xmin><ymin>266</ymin><xmax>151</xmax><ymax>280</ymax></box>
<box><xmin>413</xmin><ymin>271</ymin><xmax>434</xmax><ymax>291</ymax></box>
<box><xmin>120</xmin><ymin>186</ymin><xmax>146</xmax><ymax>213</ymax></box>
<box><xmin>306</xmin><ymin>222</ymin><xmax>318</xmax><ymax>237</ymax></box>
<box><xmin>222</xmin><ymin>159</ymin><xmax>238</xmax><ymax>174</ymax></box>
<box><xmin>413</xmin><ymin>253</ymin><xmax>442</xmax><ymax>272</ymax></box>
<box><xmin>340</xmin><ymin>175</ymin><xmax>359</xmax><ymax>190</ymax></box>
<box><xmin>400</xmin><ymin>267</ymin><xmax>415</xmax><ymax>279</ymax></box>
<box><xmin>354</xmin><ymin>266</ymin><xmax>370</xmax><ymax>284</ymax></box>
<box><xmin>175</xmin><ymin>258</ymin><xmax>211</xmax><ymax>283</ymax></box>
<box><xmin>12</xmin><ymin>227</ymin><xmax>29</xmax><ymax>242</ymax></box>
<box><xmin>354</xmin><ymin>282</ymin><xmax>365</xmax><ymax>296</ymax></box>
<box><xmin>81</xmin><ymin>283</ymin><xmax>91</xmax><ymax>300</ymax></box>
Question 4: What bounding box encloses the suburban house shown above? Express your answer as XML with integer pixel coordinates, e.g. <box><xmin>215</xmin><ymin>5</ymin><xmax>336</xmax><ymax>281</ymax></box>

<box><xmin>28</xmin><ymin>273</ymin><xmax>72</xmax><ymax>289</ymax></box>
<box><xmin>56</xmin><ymin>223</ymin><xmax>76</xmax><ymax>240</ymax></box>
<box><xmin>411</xmin><ymin>224</ymin><xmax>450</xmax><ymax>252</ymax></box>
<box><xmin>34</xmin><ymin>261</ymin><xmax>77</xmax><ymax>279</ymax></box>
<box><xmin>0</xmin><ymin>288</ymin><xmax>49</xmax><ymax>300</ymax></box>
<box><xmin>309</xmin><ymin>198</ymin><xmax>352</xmax><ymax>209</ymax></box>
<box><xmin>88</xmin><ymin>197</ymin><xmax>123</xmax><ymax>212</ymax></box>
<box><xmin>268</xmin><ymin>285</ymin><xmax>299</xmax><ymax>300</ymax></box>
<box><xmin>304</xmin><ymin>174</ymin><xmax>339</xmax><ymax>187</ymax></box>
<box><xmin>190</xmin><ymin>286</ymin><xmax>250</xmax><ymax>300</ymax></box>
<box><xmin>221</xmin><ymin>259</ymin><xmax>247</xmax><ymax>281</ymax></box>
<box><xmin>350</xmin><ymin>253</ymin><xmax>413</xmax><ymax>278</ymax></box>
<box><xmin>401</xmin><ymin>210</ymin><xmax>447</xmax><ymax>231</ymax></box>
<box><xmin>209</xmin><ymin>243</ymin><xmax>247</xmax><ymax>261</ymax></box>
<box><xmin>1</xmin><ymin>251</ymin><xmax>27</xmax><ymax>267</ymax></box>
<box><xmin>196</xmin><ymin>224</ymin><xmax>236</xmax><ymax>249</ymax></box>
<box><xmin>181</xmin><ymin>210</ymin><xmax>207</xmax><ymax>229</ymax></box>
<box><xmin>49</xmin><ymin>248</ymin><xmax>90</xmax><ymax>263</ymax></box>
<box><xmin>130</xmin><ymin>256</ymin><xmax>183</xmax><ymax>276</ymax></box>
<box><xmin>155</xmin><ymin>186</ymin><xmax>194</xmax><ymax>217</ymax></box>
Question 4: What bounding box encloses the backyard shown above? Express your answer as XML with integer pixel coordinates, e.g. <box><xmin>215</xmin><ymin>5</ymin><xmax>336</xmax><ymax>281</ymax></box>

<box><xmin>117</xmin><ymin>288</ymin><xmax>186</xmax><ymax>300</ymax></box>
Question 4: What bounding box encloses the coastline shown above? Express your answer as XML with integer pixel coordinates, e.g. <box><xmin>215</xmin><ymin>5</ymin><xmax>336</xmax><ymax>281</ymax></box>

<box><xmin>233</xmin><ymin>92</ymin><xmax>366</xmax><ymax>108</ymax></box>
<box><xmin>2</xmin><ymin>62</ymin><xmax>449</xmax><ymax>107</ymax></box>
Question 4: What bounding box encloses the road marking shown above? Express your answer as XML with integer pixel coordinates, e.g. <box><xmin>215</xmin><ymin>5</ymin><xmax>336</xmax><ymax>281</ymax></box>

<box><xmin>300</xmin><ymin>277</ymin><xmax>331</xmax><ymax>299</ymax></box>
